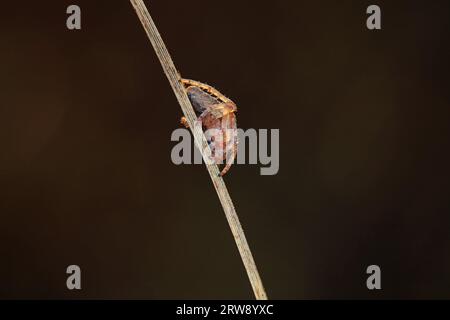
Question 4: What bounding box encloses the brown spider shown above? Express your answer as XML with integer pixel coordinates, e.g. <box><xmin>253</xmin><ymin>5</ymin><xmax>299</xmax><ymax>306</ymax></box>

<box><xmin>180</xmin><ymin>78</ymin><xmax>238</xmax><ymax>176</ymax></box>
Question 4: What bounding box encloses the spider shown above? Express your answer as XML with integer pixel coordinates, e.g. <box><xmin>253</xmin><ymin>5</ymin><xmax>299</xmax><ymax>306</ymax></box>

<box><xmin>180</xmin><ymin>78</ymin><xmax>238</xmax><ymax>176</ymax></box>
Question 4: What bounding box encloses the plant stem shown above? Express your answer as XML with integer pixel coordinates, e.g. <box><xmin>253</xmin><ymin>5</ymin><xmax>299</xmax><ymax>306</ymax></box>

<box><xmin>129</xmin><ymin>0</ymin><xmax>268</xmax><ymax>300</ymax></box>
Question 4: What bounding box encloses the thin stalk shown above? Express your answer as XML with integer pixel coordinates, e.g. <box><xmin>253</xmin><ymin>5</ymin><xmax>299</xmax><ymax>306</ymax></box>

<box><xmin>129</xmin><ymin>0</ymin><xmax>267</xmax><ymax>300</ymax></box>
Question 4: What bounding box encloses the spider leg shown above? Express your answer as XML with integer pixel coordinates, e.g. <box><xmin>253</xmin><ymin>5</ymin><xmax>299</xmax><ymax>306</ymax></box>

<box><xmin>180</xmin><ymin>116</ymin><xmax>189</xmax><ymax>128</ymax></box>
<box><xmin>208</xmin><ymin>102</ymin><xmax>237</xmax><ymax>120</ymax></box>
<box><xmin>219</xmin><ymin>143</ymin><xmax>236</xmax><ymax>176</ymax></box>
<box><xmin>219</xmin><ymin>129</ymin><xmax>238</xmax><ymax>177</ymax></box>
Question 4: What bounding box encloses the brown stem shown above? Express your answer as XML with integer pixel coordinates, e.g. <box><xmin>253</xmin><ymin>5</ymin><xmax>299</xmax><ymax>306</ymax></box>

<box><xmin>129</xmin><ymin>0</ymin><xmax>268</xmax><ymax>300</ymax></box>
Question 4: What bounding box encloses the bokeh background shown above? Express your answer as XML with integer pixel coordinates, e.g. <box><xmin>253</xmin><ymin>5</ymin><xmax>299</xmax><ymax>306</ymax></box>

<box><xmin>0</xmin><ymin>0</ymin><xmax>449</xmax><ymax>299</ymax></box>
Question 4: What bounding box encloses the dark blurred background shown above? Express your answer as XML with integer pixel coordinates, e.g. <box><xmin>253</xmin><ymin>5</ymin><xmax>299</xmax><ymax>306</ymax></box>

<box><xmin>0</xmin><ymin>0</ymin><xmax>449</xmax><ymax>299</ymax></box>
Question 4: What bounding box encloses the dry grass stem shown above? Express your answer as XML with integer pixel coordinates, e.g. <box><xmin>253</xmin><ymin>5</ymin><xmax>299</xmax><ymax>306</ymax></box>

<box><xmin>129</xmin><ymin>0</ymin><xmax>267</xmax><ymax>300</ymax></box>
